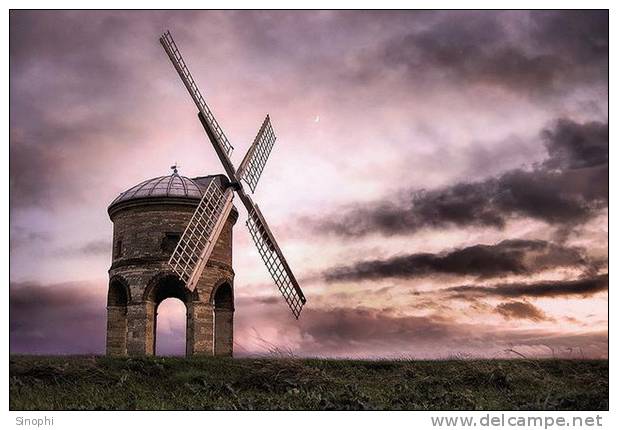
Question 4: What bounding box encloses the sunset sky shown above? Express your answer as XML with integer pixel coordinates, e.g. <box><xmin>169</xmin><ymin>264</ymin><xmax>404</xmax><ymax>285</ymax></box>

<box><xmin>10</xmin><ymin>10</ymin><xmax>608</xmax><ymax>358</ymax></box>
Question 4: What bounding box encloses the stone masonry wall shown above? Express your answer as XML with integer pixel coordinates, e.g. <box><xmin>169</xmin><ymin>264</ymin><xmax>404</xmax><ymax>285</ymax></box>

<box><xmin>106</xmin><ymin>306</ymin><xmax>127</xmax><ymax>356</ymax></box>
<box><xmin>107</xmin><ymin>199</ymin><xmax>237</xmax><ymax>357</ymax></box>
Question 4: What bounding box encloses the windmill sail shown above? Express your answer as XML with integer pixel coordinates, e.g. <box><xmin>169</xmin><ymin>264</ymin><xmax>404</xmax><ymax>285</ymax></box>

<box><xmin>245</xmin><ymin>202</ymin><xmax>306</xmax><ymax>318</ymax></box>
<box><xmin>160</xmin><ymin>31</ymin><xmax>234</xmax><ymax>158</ymax></box>
<box><xmin>169</xmin><ymin>180</ymin><xmax>234</xmax><ymax>291</ymax></box>
<box><xmin>237</xmin><ymin>115</ymin><xmax>276</xmax><ymax>193</ymax></box>
<box><xmin>161</xmin><ymin>30</ymin><xmax>307</xmax><ymax>318</ymax></box>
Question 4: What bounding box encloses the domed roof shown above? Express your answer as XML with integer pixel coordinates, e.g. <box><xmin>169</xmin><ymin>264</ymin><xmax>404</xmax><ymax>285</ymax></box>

<box><xmin>108</xmin><ymin>170</ymin><xmax>229</xmax><ymax>215</ymax></box>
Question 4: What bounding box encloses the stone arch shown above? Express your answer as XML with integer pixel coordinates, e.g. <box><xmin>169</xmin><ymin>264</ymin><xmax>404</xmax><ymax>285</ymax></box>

<box><xmin>143</xmin><ymin>271</ymin><xmax>194</xmax><ymax>356</ymax></box>
<box><xmin>210</xmin><ymin>278</ymin><xmax>234</xmax><ymax>307</ymax></box>
<box><xmin>106</xmin><ymin>275</ymin><xmax>130</xmax><ymax>356</ymax></box>
<box><xmin>108</xmin><ymin>274</ymin><xmax>131</xmax><ymax>305</ymax></box>
<box><xmin>211</xmin><ymin>280</ymin><xmax>234</xmax><ymax>356</ymax></box>
<box><xmin>143</xmin><ymin>271</ymin><xmax>193</xmax><ymax>305</ymax></box>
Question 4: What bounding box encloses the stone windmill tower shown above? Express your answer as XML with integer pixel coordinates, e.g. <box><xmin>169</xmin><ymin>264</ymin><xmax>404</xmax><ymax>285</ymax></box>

<box><xmin>105</xmin><ymin>31</ymin><xmax>307</xmax><ymax>357</ymax></box>
<box><xmin>106</xmin><ymin>170</ymin><xmax>238</xmax><ymax>357</ymax></box>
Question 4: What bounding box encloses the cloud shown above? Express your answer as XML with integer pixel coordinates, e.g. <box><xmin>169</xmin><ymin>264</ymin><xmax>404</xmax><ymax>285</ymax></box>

<box><xmin>305</xmin><ymin>307</ymin><xmax>456</xmax><ymax>346</ymax></box>
<box><xmin>324</xmin><ymin>239</ymin><xmax>589</xmax><ymax>282</ymax></box>
<box><xmin>10</xmin><ymin>279</ymin><xmax>608</xmax><ymax>359</ymax></box>
<box><xmin>10</xmin><ymin>227</ymin><xmax>51</xmax><ymax>250</ymax></box>
<box><xmin>9</xmin><ymin>11</ymin><xmax>608</xmax><ymax>360</ymax></box>
<box><xmin>9</xmin><ymin>280</ymin><xmax>184</xmax><ymax>355</ymax></box>
<box><xmin>495</xmin><ymin>301</ymin><xmax>548</xmax><ymax>321</ymax></box>
<box><xmin>372</xmin><ymin>11</ymin><xmax>607</xmax><ymax>94</ymax></box>
<box><xmin>309</xmin><ymin>118</ymin><xmax>607</xmax><ymax>237</ymax></box>
<box><xmin>446</xmin><ymin>273</ymin><xmax>608</xmax><ymax>299</ymax></box>
<box><xmin>542</xmin><ymin>118</ymin><xmax>608</xmax><ymax>170</ymax></box>
<box><xmin>10</xmin><ymin>11</ymin><xmax>608</xmax><ymax>213</ymax></box>
<box><xmin>382</xmin><ymin>14</ymin><xmax>557</xmax><ymax>91</ymax></box>
<box><xmin>55</xmin><ymin>240</ymin><xmax>111</xmax><ymax>257</ymax></box>
<box><xmin>529</xmin><ymin>11</ymin><xmax>608</xmax><ymax>67</ymax></box>
<box><xmin>10</xmin><ymin>281</ymin><xmax>106</xmax><ymax>354</ymax></box>
<box><xmin>9</xmin><ymin>11</ymin><xmax>194</xmax><ymax>210</ymax></box>
<box><xmin>235</xmin><ymin>300</ymin><xmax>607</xmax><ymax>358</ymax></box>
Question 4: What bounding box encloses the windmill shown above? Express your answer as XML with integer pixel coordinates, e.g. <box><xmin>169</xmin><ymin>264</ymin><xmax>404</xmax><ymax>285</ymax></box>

<box><xmin>159</xmin><ymin>30</ymin><xmax>306</xmax><ymax>319</ymax></box>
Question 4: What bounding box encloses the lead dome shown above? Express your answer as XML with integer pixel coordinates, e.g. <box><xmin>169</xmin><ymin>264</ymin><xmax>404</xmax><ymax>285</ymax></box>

<box><xmin>108</xmin><ymin>172</ymin><xmax>230</xmax><ymax>216</ymax></box>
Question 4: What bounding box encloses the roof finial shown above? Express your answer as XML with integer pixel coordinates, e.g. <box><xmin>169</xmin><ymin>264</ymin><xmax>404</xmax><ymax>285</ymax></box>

<box><xmin>170</xmin><ymin>163</ymin><xmax>179</xmax><ymax>174</ymax></box>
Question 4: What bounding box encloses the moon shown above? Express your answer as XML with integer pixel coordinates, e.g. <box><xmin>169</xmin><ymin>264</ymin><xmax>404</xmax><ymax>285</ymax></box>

<box><xmin>314</xmin><ymin>115</ymin><xmax>320</xmax><ymax>123</ymax></box>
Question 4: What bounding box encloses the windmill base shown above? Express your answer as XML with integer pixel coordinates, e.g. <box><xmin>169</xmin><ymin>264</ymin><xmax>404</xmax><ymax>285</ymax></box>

<box><xmin>106</xmin><ymin>183</ymin><xmax>238</xmax><ymax>358</ymax></box>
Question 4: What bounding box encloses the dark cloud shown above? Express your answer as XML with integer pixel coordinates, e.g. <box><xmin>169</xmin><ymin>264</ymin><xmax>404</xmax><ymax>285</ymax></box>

<box><xmin>79</xmin><ymin>240</ymin><xmax>111</xmax><ymax>255</ymax></box>
<box><xmin>10</xmin><ymin>281</ymin><xmax>106</xmax><ymax>354</ymax></box>
<box><xmin>447</xmin><ymin>273</ymin><xmax>608</xmax><ymax>299</ymax></box>
<box><xmin>495</xmin><ymin>301</ymin><xmax>548</xmax><ymax>321</ymax></box>
<box><xmin>298</xmin><ymin>307</ymin><xmax>606</xmax><ymax>358</ymax></box>
<box><xmin>299</xmin><ymin>307</ymin><xmax>457</xmax><ymax>352</ymax></box>
<box><xmin>10</xmin><ymin>11</ymin><xmax>608</xmax><ymax>213</ymax></box>
<box><xmin>529</xmin><ymin>11</ymin><xmax>608</xmax><ymax>66</ymax></box>
<box><xmin>10</xmin><ymin>227</ymin><xmax>51</xmax><ymax>250</ymax></box>
<box><xmin>10</xmin><ymin>12</ymin><xmax>131</xmax><ymax>209</ymax></box>
<box><xmin>236</xmin><ymin>303</ymin><xmax>476</xmax><ymax>358</ymax></box>
<box><xmin>542</xmin><ymin>118</ymin><xmax>608</xmax><ymax>170</ymax></box>
<box><xmin>374</xmin><ymin>11</ymin><xmax>607</xmax><ymax>94</ymax></box>
<box><xmin>311</xmin><ymin>118</ymin><xmax>607</xmax><ymax>237</ymax></box>
<box><xmin>55</xmin><ymin>240</ymin><xmax>111</xmax><ymax>257</ymax></box>
<box><xmin>9</xmin><ymin>11</ymin><xmax>196</xmax><ymax>210</ymax></box>
<box><xmin>10</xmin><ymin>280</ymin><xmax>608</xmax><ymax>358</ymax></box>
<box><xmin>237</xmin><ymin>295</ymin><xmax>281</xmax><ymax>306</ymax></box>
<box><xmin>236</xmin><ymin>302</ymin><xmax>607</xmax><ymax>358</ymax></box>
<box><xmin>9</xmin><ymin>11</ymin><xmax>608</xmax><ymax>359</ymax></box>
<box><xmin>324</xmin><ymin>239</ymin><xmax>589</xmax><ymax>282</ymax></box>
<box><xmin>382</xmin><ymin>14</ymin><xmax>556</xmax><ymax>91</ymax></box>
<box><xmin>9</xmin><ymin>280</ymin><xmax>187</xmax><ymax>355</ymax></box>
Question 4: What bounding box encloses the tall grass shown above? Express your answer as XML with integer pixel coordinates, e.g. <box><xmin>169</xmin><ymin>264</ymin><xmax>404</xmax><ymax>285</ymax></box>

<box><xmin>9</xmin><ymin>355</ymin><xmax>608</xmax><ymax>410</ymax></box>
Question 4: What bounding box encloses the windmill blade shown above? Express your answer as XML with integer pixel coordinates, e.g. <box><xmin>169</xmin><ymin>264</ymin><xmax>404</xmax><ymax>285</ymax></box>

<box><xmin>237</xmin><ymin>115</ymin><xmax>276</xmax><ymax>193</ymax></box>
<box><xmin>245</xmin><ymin>201</ymin><xmax>306</xmax><ymax>318</ymax></box>
<box><xmin>160</xmin><ymin>30</ymin><xmax>234</xmax><ymax>157</ymax></box>
<box><xmin>169</xmin><ymin>180</ymin><xmax>234</xmax><ymax>291</ymax></box>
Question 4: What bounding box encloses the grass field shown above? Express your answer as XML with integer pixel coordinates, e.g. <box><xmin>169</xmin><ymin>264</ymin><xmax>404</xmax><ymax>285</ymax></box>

<box><xmin>9</xmin><ymin>355</ymin><xmax>608</xmax><ymax>410</ymax></box>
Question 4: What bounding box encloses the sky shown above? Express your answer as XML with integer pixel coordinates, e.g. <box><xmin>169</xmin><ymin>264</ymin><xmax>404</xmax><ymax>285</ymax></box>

<box><xmin>10</xmin><ymin>10</ymin><xmax>608</xmax><ymax>358</ymax></box>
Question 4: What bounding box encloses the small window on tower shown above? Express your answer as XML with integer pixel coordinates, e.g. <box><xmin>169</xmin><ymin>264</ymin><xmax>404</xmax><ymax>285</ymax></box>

<box><xmin>115</xmin><ymin>239</ymin><xmax>123</xmax><ymax>258</ymax></box>
<box><xmin>161</xmin><ymin>233</ymin><xmax>181</xmax><ymax>254</ymax></box>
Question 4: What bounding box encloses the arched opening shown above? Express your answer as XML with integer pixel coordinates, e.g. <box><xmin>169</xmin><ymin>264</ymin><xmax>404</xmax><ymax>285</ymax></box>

<box><xmin>214</xmin><ymin>283</ymin><xmax>233</xmax><ymax>309</ymax></box>
<box><xmin>155</xmin><ymin>298</ymin><xmax>187</xmax><ymax>356</ymax></box>
<box><xmin>213</xmin><ymin>282</ymin><xmax>234</xmax><ymax>356</ymax></box>
<box><xmin>108</xmin><ymin>279</ymin><xmax>129</xmax><ymax>306</ymax></box>
<box><xmin>106</xmin><ymin>277</ymin><xmax>130</xmax><ymax>356</ymax></box>
<box><xmin>144</xmin><ymin>273</ymin><xmax>191</xmax><ymax>357</ymax></box>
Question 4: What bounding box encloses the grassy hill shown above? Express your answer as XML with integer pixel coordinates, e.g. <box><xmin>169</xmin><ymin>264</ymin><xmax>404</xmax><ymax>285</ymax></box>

<box><xmin>10</xmin><ymin>355</ymin><xmax>608</xmax><ymax>410</ymax></box>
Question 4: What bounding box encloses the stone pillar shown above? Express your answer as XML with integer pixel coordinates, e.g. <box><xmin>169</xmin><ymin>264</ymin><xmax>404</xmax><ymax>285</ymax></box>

<box><xmin>106</xmin><ymin>306</ymin><xmax>127</xmax><ymax>356</ymax></box>
<box><xmin>126</xmin><ymin>302</ymin><xmax>156</xmax><ymax>356</ymax></box>
<box><xmin>144</xmin><ymin>301</ymin><xmax>156</xmax><ymax>355</ymax></box>
<box><xmin>186</xmin><ymin>302</ymin><xmax>214</xmax><ymax>356</ymax></box>
<box><xmin>214</xmin><ymin>308</ymin><xmax>234</xmax><ymax>356</ymax></box>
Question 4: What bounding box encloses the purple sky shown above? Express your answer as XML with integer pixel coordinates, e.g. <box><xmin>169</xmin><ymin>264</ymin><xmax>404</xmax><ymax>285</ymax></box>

<box><xmin>10</xmin><ymin>10</ymin><xmax>608</xmax><ymax>358</ymax></box>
